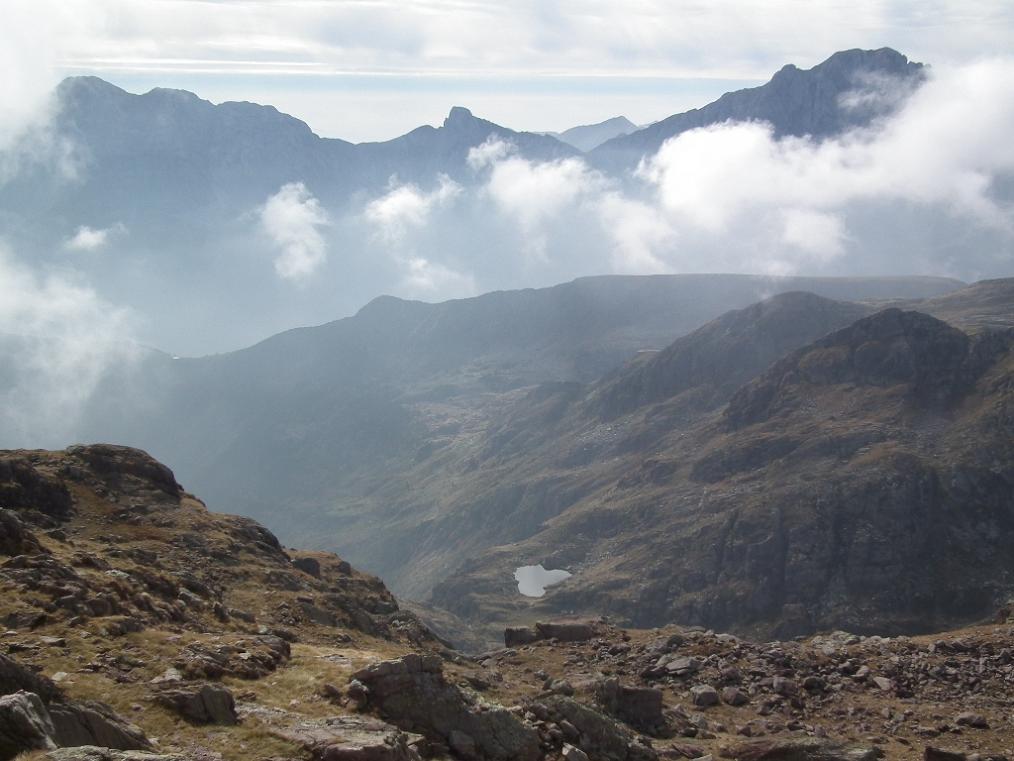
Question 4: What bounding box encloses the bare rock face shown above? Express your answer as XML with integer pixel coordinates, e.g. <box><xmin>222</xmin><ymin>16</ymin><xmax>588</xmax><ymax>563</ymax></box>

<box><xmin>351</xmin><ymin>654</ymin><xmax>540</xmax><ymax>761</ymax></box>
<box><xmin>0</xmin><ymin>654</ymin><xmax>149</xmax><ymax>758</ymax></box>
<box><xmin>0</xmin><ymin>509</ymin><xmax>45</xmax><ymax>556</ymax></box>
<box><xmin>63</xmin><ymin>445</ymin><xmax>182</xmax><ymax>500</ymax></box>
<box><xmin>0</xmin><ymin>691</ymin><xmax>58</xmax><ymax>760</ymax></box>
<box><xmin>540</xmin><ymin>696</ymin><xmax>656</xmax><ymax>761</ymax></box>
<box><xmin>48</xmin><ymin>702</ymin><xmax>149</xmax><ymax>750</ymax></box>
<box><xmin>0</xmin><ymin>457</ymin><xmax>74</xmax><ymax>522</ymax></box>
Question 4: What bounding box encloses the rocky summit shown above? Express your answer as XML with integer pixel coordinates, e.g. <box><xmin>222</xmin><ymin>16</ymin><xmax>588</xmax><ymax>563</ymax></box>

<box><xmin>1</xmin><ymin>444</ymin><xmax>1014</xmax><ymax>761</ymax></box>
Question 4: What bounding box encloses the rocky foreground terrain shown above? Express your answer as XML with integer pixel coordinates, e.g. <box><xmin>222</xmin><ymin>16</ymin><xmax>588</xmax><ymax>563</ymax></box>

<box><xmin>1</xmin><ymin>444</ymin><xmax>1013</xmax><ymax>761</ymax></box>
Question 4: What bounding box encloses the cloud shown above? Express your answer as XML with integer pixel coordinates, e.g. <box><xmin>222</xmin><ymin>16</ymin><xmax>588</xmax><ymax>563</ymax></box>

<box><xmin>364</xmin><ymin>175</ymin><xmax>461</xmax><ymax>243</ymax></box>
<box><xmin>482</xmin><ymin>154</ymin><xmax>608</xmax><ymax>259</ymax></box>
<box><xmin>65</xmin><ymin>223</ymin><xmax>126</xmax><ymax>251</ymax></box>
<box><xmin>594</xmin><ymin>193</ymin><xmax>675</xmax><ymax>274</ymax></box>
<box><xmin>629</xmin><ymin>57</ymin><xmax>1014</xmax><ymax>273</ymax></box>
<box><xmin>467</xmin><ymin>137</ymin><xmax>516</xmax><ymax>170</ymax></box>
<box><xmin>259</xmin><ymin>182</ymin><xmax>329</xmax><ymax>281</ymax></box>
<box><xmin>374</xmin><ymin>59</ymin><xmax>1014</xmax><ymax>283</ymax></box>
<box><xmin>398</xmin><ymin>256</ymin><xmax>477</xmax><ymax>297</ymax></box>
<box><xmin>0</xmin><ymin>246</ymin><xmax>137</xmax><ymax>447</ymax></box>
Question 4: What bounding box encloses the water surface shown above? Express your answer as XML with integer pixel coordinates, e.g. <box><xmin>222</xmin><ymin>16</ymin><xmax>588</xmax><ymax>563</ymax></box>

<box><xmin>514</xmin><ymin>564</ymin><xmax>572</xmax><ymax>597</ymax></box>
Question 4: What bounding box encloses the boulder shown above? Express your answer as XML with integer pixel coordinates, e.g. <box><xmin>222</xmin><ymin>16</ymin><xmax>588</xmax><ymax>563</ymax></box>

<box><xmin>595</xmin><ymin>678</ymin><xmax>664</xmax><ymax>734</ymax></box>
<box><xmin>690</xmin><ymin>685</ymin><xmax>719</xmax><ymax>708</ymax></box>
<box><xmin>151</xmin><ymin>683</ymin><xmax>237</xmax><ymax>725</ymax></box>
<box><xmin>0</xmin><ymin>653</ymin><xmax>62</xmax><ymax>702</ymax></box>
<box><xmin>0</xmin><ymin>691</ymin><xmax>57</xmax><ymax>760</ymax></box>
<box><xmin>562</xmin><ymin>744</ymin><xmax>590</xmax><ymax>761</ymax></box>
<box><xmin>534</xmin><ymin>621</ymin><xmax>597</xmax><ymax>642</ymax></box>
<box><xmin>504</xmin><ymin>627</ymin><xmax>538</xmax><ymax>647</ymax></box>
<box><xmin>292</xmin><ymin>556</ymin><xmax>322</xmax><ymax>578</ymax></box>
<box><xmin>48</xmin><ymin>702</ymin><xmax>150</xmax><ymax>749</ymax></box>
<box><xmin>729</xmin><ymin>738</ymin><xmax>883</xmax><ymax>760</ymax></box>
<box><xmin>0</xmin><ymin>509</ymin><xmax>44</xmax><ymax>557</ymax></box>
<box><xmin>274</xmin><ymin>714</ymin><xmax>424</xmax><ymax>761</ymax></box>
<box><xmin>721</xmin><ymin>687</ymin><xmax>749</xmax><ymax>706</ymax></box>
<box><xmin>542</xmin><ymin>696</ymin><xmax>657</xmax><ymax>761</ymax></box>
<box><xmin>352</xmin><ymin>654</ymin><xmax>539</xmax><ymax>761</ymax></box>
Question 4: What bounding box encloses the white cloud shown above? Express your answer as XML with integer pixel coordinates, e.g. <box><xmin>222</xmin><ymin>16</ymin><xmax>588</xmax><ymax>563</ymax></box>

<box><xmin>779</xmin><ymin>209</ymin><xmax>846</xmax><ymax>263</ymax></box>
<box><xmin>483</xmin><ymin>155</ymin><xmax>608</xmax><ymax>259</ymax></box>
<box><xmin>364</xmin><ymin>175</ymin><xmax>461</xmax><ymax>243</ymax></box>
<box><xmin>467</xmin><ymin>137</ymin><xmax>516</xmax><ymax>170</ymax></box>
<box><xmin>0</xmin><ymin>246</ymin><xmax>137</xmax><ymax>447</ymax></box>
<box><xmin>398</xmin><ymin>256</ymin><xmax>477</xmax><ymax>297</ymax></box>
<box><xmin>595</xmin><ymin>193</ymin><xmax>675</xmax><ymax>274</ymax></box>
<box><xmin>626</xmin><ymin>58</ymin><xmax>1014</xmax><ymax>272</ymax></box>
<box><xmin>65</xmin><ymin>223</ymin><xmax>126</xmax><ymax>251</ymax></box>
<box><xmin>259</xmin><ymin>181</ymin><xmax>329</xmax><ymax>281</ymax></box>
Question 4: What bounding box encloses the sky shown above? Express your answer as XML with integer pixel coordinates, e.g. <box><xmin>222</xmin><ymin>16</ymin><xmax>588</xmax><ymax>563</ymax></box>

<box><xmin>9</xmin><ymin>0</ymin><xmax>1014</xmax><ymax>142</ymax></box>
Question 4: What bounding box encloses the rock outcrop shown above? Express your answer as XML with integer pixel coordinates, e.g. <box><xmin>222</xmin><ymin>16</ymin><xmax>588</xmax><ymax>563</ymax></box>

<box><xmin>0</xmin><ymin>655</ymin><xmax>148</xmax><ymax>760</ymax></box>
<box><xmin>351</xmin><ymin>654</ymin><xmax>540</xmax><ymax>761</ymax></box>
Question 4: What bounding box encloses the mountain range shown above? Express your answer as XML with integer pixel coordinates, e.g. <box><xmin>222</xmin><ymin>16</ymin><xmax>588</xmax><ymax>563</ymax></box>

<box><xmin>64</xmin><ymin>272</ymin><xmax>1010</xmax><ymax>645</ymax></box>
<box><xmin>0</xmin><ymin>47</ymin><xmax>938</xmax><ymax>354</ymax></box>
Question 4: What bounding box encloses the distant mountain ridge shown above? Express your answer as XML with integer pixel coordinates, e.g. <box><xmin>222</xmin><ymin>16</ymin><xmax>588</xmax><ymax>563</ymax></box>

<box><xmin>590</xmin><ymin>47</ymin><xmax>925</xmax><ymax>170</ymax></box>
<box><xmin>544</xmin><ymin>116</ymin><xmax>638</xmax><ymax>152</ymax></box>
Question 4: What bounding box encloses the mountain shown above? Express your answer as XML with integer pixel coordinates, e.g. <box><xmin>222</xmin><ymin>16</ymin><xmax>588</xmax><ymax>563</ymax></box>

<box><xmin>545</xmin><ymin>116</ymin><xmax>638</xmax><ymax>152</ymax></box>
<box><xmin>1</xmin><ymin>80</ymin><xmax>577</xmax><ymax>238</ymax></box>
<box><xmin>61</xmin><ymin>275</ymin><xmax>963</xmax><ymax>605</ymax></box>
<box><xmin>427</xmin><ymin>290</ymin><xmax>1014</xmax><ymax>646</ymax></box>
<box><xmin>590</xmin><ymin>48</ymin><xmax>925</xmax><ymax>171</ymax></box>
<box><xmin>4</xmin><ymin>446</ymin><xmax>1013</xmax><ymax>761</ymax></box>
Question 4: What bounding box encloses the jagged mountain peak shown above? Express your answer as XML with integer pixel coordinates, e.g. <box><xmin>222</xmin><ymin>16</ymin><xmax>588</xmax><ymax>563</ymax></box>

<box><xmin>590</xmin><ymin>47</ymin><xmax>926</xmax><ymax>169</ymax></box>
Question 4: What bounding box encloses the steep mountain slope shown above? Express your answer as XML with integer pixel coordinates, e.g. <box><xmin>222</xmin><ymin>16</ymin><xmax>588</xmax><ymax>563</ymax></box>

<box><xmin>430</xmin><ymin>304</ymin><xmax>1014</xmax><ymax>644</ymax></box>
<box><xmin>591</xmin><ymin>48</ymin><xmax>925</xmax><ymax>171</ymax></box>
<box><xmin>69</xmin><ymin>275</ymin><xmax>962</xmax><ymax>593</ymax></box>
<box><xmin>546</xmin><ymin>116</ymin><xmax>638</xmax><ymax>152</ymax></box>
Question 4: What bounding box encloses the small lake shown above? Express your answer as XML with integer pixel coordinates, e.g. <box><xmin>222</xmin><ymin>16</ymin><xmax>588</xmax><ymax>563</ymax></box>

<box><xmin>514</xmin><ymin>564</ymin><xmax>572</xmax><ymax>597</ymax></box>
